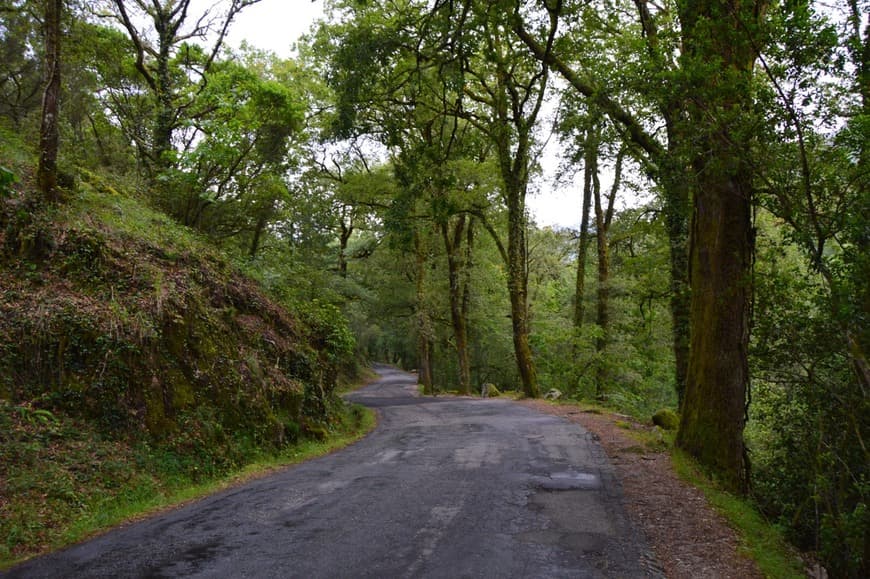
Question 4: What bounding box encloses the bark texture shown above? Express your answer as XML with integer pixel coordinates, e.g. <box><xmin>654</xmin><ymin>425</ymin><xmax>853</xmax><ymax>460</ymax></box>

<box><xmin>573</xmin><ymin>123</ymin><xmax>596</xmax><ymax>331</ymax></box>
<box><xmin>37</xmin><ymin>0</ymin><xmax>62</xmax><ymax>200</ymax></box>
<box><xmin>675</xmin><ymin>0</ymin><xmax>766</xmax><ymax>492</ymax></box>
<box><xmin>442</xmin><ymin>215</ymin><xmax>473</xmax><ymax>395</ymax></box>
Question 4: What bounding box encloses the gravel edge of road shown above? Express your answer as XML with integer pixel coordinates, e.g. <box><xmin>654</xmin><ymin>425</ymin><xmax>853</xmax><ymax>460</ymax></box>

<box><xmin>518</xmin><ymin>399</ymin><xmax>765</xmax><ymax>579</ymax></box>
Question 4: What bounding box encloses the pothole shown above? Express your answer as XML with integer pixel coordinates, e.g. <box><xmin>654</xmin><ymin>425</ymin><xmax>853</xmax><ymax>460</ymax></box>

<box><xmin>533</xmin><ymin>471</ymin><xmax>601</xmax><ymax>490</ymax></box>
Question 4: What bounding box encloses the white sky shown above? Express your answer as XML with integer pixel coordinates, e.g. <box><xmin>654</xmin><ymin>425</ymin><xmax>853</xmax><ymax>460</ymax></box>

<box><xmin>223</xmin><ymin>0</ymin><xmax>585</xmax><ymax>229</ymax></box>
<box><xmin>225</xmin><ymin>0</ymin><xmax>325</xmax><ymax>56</ymax></box>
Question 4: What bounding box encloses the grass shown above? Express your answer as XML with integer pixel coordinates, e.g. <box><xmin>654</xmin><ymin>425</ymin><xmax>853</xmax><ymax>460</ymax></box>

<box><xmin>671</xmin><ymin>449</ymin><xmax>806</xmax><ymax>578</ymax></box>
<box><xmin>0</xmin><ymin>401</ymin><xmax>376</xmax><ymax>571</ymax></box>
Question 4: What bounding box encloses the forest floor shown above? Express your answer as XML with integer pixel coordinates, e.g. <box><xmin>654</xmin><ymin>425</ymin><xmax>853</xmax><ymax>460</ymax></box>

<box><xmin>520</xmin><ymin>400</ymin><xmax>764</xmax><ymax>579</ymax></box>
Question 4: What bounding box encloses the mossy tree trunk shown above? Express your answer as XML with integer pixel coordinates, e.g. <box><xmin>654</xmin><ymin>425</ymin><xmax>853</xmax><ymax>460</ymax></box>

<box><xmin>633</xmin><ymin>0</ymin><xmax>692</xmax><ymax>405</ymax></box>
<box><xmin>515</xmin><ymin>13</ymin><xmax>692</xmax><ymax>404</ymax></box>
<box><xmin>573</xmin><ymin>120</ymin><xmax>597</xmax><ymax>332</ymax></box>
<box><xmin>661</xmin><ymin>150</ymin><xmax>691</xmax><ymax>406</ymax></box>
<box><xmin>593</xmin><ymin>145</ymin><xmax>622</xmax><ymax>399</ymax></box>
<box><xmin>675</xmin><ymin>0</ymin><xmax>767</xmax><ymax>493</ymax></box>
<box><xmin>414</xmin><ymin>228</ymin><xmax>434</xmax><ymax>395</ymax></box>
<box><xmin>37</xmin><ymin>0</ymin><xmax>62</xmax><ymax>201</ymax></box>
<box><xmin>442</xmin><ymin>214</ymin><xmax>473</xmax><ymax>395</ymax></box>
<box><xmin>500</xmin><ymin>154</ymin><xmax>539</xmax><ymax>398</ymax></box>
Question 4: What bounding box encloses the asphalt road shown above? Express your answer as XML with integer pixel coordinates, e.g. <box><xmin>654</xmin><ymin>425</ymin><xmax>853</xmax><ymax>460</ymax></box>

<box><xmin>5</xmin><ymin>366</ymin><xmax>660</xmax><ymax>578</ymax></box>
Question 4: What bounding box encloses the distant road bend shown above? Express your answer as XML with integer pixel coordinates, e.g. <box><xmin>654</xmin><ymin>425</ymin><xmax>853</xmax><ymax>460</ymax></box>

<box><xmin>6</xmin><ymin>365</ymin><xmax>661</xmax><ymax>578</ymax></box>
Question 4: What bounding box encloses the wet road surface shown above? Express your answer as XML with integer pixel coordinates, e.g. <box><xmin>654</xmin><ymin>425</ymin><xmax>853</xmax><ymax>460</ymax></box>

<box><xmin>5</xmin><ymin>366</ymin><xmax>659</xmax><ymax>578</ymax></box>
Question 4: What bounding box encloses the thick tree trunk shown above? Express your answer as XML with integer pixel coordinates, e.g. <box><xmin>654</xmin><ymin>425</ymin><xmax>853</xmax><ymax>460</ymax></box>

<box><xmin>37</xmin><ymin>0</ymin><xmax>62</xmax><ymax>200</ymax></box>
<box><xmin>675</xmin><ymin>0</ymin><xmax>765</xmax><ymax>493</ymax></box>
<box><xmin>661</xmin><ymin>154</ymin><xmax>691</xmax><ymax>407</ymax></box>
<box><xmin>677</xmin><ymin>156</ymin><xmax>753</xmax><ymax>491</ymax></box>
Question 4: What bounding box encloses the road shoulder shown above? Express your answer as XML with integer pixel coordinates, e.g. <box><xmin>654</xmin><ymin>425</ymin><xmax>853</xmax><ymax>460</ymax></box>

<box><xmin>519</xmin><ymin>399</ymin><xmax>763</xmax><ymax>579</ymax></box>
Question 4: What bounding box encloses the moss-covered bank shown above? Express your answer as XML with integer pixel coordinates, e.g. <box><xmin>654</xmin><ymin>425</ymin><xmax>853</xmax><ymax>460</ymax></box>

<box><xmin>0</xmin><ymin>166</ymin><xmax>362</xmax><ymax>565</ymax></box>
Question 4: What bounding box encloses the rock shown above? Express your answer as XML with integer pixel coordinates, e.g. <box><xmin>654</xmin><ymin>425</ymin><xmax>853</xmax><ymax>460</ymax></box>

<box><xmin>652</xmin><ymin>408</ymin><xmax>680</xmax><ymax>431</ymax></box>
<box><xmin>544</xmin><ymin>388</ymin><xmax>562</xmax><ymax>400</ymax></box>
<box><xmin>481</xmin><ymin>383</ymin><xmax>500</xmax><ymax>398</ymax></box>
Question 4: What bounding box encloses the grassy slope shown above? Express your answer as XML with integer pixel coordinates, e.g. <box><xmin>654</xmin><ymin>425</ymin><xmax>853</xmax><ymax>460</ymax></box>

<box><xmin>0</xmin><ymin>156</ymin><xmax>371</xmax><ymax>567</ymax></box>
<box><xmin>0</xmin><ymin>400</ymin><xmax>375</xmax><ymax>569</ymax></box>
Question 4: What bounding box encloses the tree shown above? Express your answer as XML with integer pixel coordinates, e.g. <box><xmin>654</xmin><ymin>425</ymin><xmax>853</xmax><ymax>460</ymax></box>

<box><xmin>437</xmin><ymin>0</ymin><xmax>560</xmax><ymax>397</ymax></box>
<box><xmin>592</xmin><ymin>142</ymin><xmax>623</xmax><ymax>397</ymax></box>
<box><xmin>515</xmin><ymin>0</ymin><xmax>692</xmax><ymax>405</ymax></box>
<box><xmin>0</xmin><ymin>1</ymin><xmax>43</xmax><ymax>128</ymax></box>
<box><xmin>153</xmin><ymin>51</ymin><xmax>302</xmax><ymax>252</ymax></box>
<box><xmin>37</xmin><ymin>0</ymin><xmax>62</xmax><ymax>199</ymax></box>
<box><xmin>104</xmin><ymin>0</ymin><xmax>262</xmax><ymax>172</ymax></box>
<box><xmin>673</xmin><ymin>0</ymin><xmax>769</xmax><ymax>492</ymax></box>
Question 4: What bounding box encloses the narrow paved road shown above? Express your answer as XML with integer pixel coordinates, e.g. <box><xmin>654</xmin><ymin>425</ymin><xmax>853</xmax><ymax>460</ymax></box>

<box><xmin>5</xmin><ymin>366</ymin><xmax>659</xmax><ymax>578</ymax></box>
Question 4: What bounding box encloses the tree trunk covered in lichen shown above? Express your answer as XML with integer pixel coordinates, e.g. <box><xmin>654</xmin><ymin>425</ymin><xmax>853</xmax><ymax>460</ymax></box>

<box><xmin>675</xmin><ymin>0</ymin><xmax>767</xmax><ymax>493</ymax></box>
<box><xmin>493</xmin><ymin>93</ymin><xmax>540</xmax><ymax>399</ymax></box>
<box><xmin>505</xmin><ymin>174</ymin><xmax>539</xmax><ymax>398</ymax></box>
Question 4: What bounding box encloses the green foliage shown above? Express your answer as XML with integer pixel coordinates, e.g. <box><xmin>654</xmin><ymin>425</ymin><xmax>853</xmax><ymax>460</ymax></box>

<box><xmin>0</xmin><ymin>166</ymin><xmax>14</xmax><ymax>197</ymax></box>
<box><xmin>748</xmin><ymin>215</ymin><xmax>869</xmax><ymax>577</ymax></box>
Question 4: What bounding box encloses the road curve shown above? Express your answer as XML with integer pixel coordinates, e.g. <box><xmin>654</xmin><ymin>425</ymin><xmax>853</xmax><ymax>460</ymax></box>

<box><xmin>5</xmin><ymin>366</ymin><xmax>660</xmax><ymax>578</ymax></box>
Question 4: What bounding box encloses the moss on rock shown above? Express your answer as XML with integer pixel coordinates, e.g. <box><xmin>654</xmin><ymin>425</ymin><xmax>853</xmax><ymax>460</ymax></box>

<box><xmin>652</xmin><ymin>408</ymin><xmax>680</xmax><ymax>431</ymax></box>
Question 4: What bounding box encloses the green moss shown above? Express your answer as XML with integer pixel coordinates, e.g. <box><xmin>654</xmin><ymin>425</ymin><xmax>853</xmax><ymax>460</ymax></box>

<box><xmin>672</xmin><ymin>450</ymin><xmax>806</xmax><ymax>578</ymax></box>
<box><xmin>167</xmin><ymin>368</ymin><xmax>194</xmax><ymax>409</ymax></box>
<box><xmin>652</xmin><ymin>408</ymin><xmax>680</xmax><ymax>431</ymax></box>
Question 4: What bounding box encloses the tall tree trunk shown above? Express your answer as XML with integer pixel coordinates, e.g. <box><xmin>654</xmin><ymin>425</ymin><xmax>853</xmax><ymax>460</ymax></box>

<box><xmin>505</xmin><ymin>171</ymin><xmax>539</xmax><ymax>398</ymax></box>
<box><xmin>492</xmin><ymin>110</ymin><xmax>539</xmax><ymax>398</ymax></box>
<box><xmin>675</xmin><ymin>0</ymin><xmax>766</xmax><ymax>493</ymax></box>
<box><xmin>338</xmin><ymin>213</ymin><xmax>352</xmax><ymax>278</ymax></box>
<box><xmin>573</xmin><ymin>123</ymin><xmax>596</xmax><ymax>330</ymax></box>
<box><xmin>593</xmin><ymin>144</ymin><xmax>622</xmax><ymax>398</ymax></box>
<box><xmin>37</xmin><ymin>0</ymin><xmax>62</xmax><ymax>200</ymax></box>
<box><xmin>414</xmin><ymin>229</ymin><xmax>434</xmax><ymax>395</ymax></box>
<box><xmin>442</xmin><ymin>215</ymin><xmax>472</xmax><ymax>395</ymax></box>
<box><xmin>461</xmin><ymin>218</ymin><xmax>475</xmax><ymax>388</ymax></box>
<box><xmin>661</xmin><ymin>144</ymin><xmax>691</xmax><ymax>407</ymax></box>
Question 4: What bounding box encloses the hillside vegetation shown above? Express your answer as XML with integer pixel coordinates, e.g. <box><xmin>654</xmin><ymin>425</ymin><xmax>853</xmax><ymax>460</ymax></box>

<box><xmin>0</xmin><ymin>146</ymin><xmax>362</xmax><ymax>566</ymax></box>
